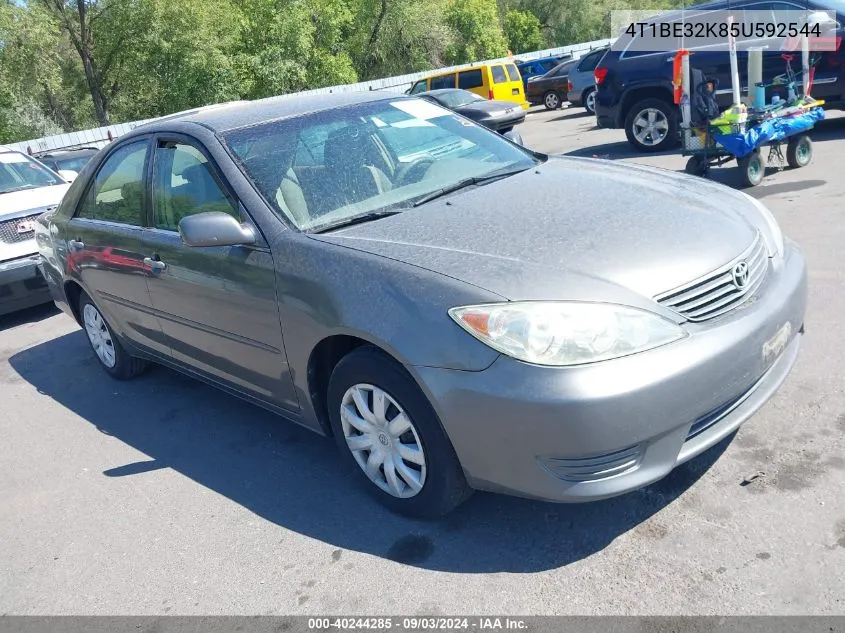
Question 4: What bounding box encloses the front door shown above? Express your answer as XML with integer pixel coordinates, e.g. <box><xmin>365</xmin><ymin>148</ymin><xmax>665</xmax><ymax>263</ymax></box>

<box><xmin>66</xmin><ymin>139</ymin><xmax>170</xmax><ymax>356</ymax></box>
<box><xmin>136</xmin><ymin>137</ymin><xmax>298</xmax><ymax>411</ymax></box>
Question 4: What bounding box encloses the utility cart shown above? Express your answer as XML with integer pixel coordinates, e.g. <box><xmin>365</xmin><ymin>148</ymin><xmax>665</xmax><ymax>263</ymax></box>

<box><xmin>674</xmin><ymin>13</ymin><xmax>831</xmax><ymax>187</ymax></box>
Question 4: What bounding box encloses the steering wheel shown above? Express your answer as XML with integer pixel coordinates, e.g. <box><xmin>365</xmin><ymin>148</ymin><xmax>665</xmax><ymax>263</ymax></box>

<box><xmin>395</xmin><ymin>156</ymin><xmax>435</xmax><ymax>186</ymax></box>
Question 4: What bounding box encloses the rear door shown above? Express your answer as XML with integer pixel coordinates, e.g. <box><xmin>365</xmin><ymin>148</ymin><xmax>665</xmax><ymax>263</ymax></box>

<box><xmin>65</xmin><ymin>138</ymin><xmax>170</xmax><ymax>356</ymax></box>
<box><xmin>135</xmin><ymin>135</ymin><xmax>297</xmax><ymax>410</ymax></box>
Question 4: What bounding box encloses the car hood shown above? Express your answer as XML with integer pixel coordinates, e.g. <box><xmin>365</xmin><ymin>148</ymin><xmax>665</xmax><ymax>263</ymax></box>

<box><xmin>1</xmin><ymin>184</ymin><xmax>70</xmax><ymax>218</ymax></box>
<box><xmin>313</xmin><ymin>157</ymin><xmax>761</xmax><ymax>306</ymax></box>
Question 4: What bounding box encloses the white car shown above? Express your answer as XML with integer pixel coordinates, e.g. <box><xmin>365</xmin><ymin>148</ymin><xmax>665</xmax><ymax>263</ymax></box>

<box><xmin>0</xmin><ymin>147</ymin><xmax>74</xmax><ymax>316</ymax></box>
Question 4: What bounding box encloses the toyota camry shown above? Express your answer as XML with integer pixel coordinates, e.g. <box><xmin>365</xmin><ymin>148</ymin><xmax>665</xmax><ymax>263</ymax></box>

<box><xmin>35</xmin><ymin>93</ymin><xmax>807</xmax><ymax>517</ymax></box>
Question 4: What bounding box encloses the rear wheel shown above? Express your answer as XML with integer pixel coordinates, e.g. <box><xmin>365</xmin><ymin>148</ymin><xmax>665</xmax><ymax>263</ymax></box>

<box><xmin>583</xmin><ymin>88</ymin><xmax>596</xmax><ymax>115</ymax></box>
<box><xmin>786</xmin><ymin>135</ymin><xmax>812</xmax><ymax>168</ymax></box>
<box><xmin>738</xmin><ymin>150</ymin><xmax>765</xmax><ymax>187</ymax></box>
<box><xmin>327</xmin><ymin>346</ymin><xmax>471</xmax><ymax>518</ymax></box>
<box><xmin>624</xmin><ymin>98</ymin><xmax>678</xmax><ymax>152</ymax></box>
<box><xmin>79</xmin><ymin>291</ymin><xmax>147</xmax><ymax>380</ymax></box>
<box><xmin>543</xmin><ymin>91</ymin><xmax>562</xmax><ymax>110</ymax></box>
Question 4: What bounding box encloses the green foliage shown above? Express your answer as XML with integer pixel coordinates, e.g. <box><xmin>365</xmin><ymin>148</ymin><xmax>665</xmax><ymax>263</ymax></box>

<box><xmin>444</xmin><ymin>0</ymin><xmax>509</xmax><ymax>65</ymax></box>
<box><xmin>504</xmin><ymin>9</ymin><xmax>546</xmax><ymax>54</ymax></box>
<box><xmin>0</xmin><ymin>0</ymin><xmax>715</xmax><ymax>143</ymax></box>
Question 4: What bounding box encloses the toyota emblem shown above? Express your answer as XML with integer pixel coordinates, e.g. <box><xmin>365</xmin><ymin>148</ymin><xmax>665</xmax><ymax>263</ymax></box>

<box><xmin>732</xmin><ymin>261</ymin><xmax>750</xmax><ymax>290</ymax></box>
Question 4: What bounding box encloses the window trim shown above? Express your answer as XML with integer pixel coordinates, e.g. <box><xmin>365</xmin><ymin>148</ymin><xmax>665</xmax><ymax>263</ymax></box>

<box><xmin>71</xmin><ymin>136</ymin><xmax>153</xmax><ymax>228</ymax></box>
<box><xmin>148</xmin><ymin>132</ymin><xmax>267</xmax><ymax>247</ymax></box>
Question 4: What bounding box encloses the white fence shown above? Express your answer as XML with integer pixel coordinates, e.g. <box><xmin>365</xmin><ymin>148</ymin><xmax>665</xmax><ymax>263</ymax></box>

<box><xmin>6</xmin><ymin>37</ymin><xmax>612</xmax><ymax>155</ymax></box>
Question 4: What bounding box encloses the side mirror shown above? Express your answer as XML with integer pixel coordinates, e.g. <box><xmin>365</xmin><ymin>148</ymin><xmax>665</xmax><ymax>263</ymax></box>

<box><xmin>58</xmin><ymin>169</ymin><xmax>78</xmax><ymax>182</ymax></box>
<box><xmin>179</xmin><ymin>212</ymin><xmax>256</xmax><ymax>247</ymax></box>
<box><xmin>502</xmin><ymin>129</ymin><xmax>525</xmax><ymax>146</ymax></box>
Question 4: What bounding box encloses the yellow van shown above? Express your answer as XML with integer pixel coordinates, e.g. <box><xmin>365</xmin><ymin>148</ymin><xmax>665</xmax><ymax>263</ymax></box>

<box><xmin>407</xmin><ymin>63</ymin><xmax>529</xmax><ymax>109</ymax></box>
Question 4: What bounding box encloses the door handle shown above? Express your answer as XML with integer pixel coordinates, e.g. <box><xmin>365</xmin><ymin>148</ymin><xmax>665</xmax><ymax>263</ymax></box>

<box><xmin>69</xmin><ymin>239</ymin><xmax>84</xmax><ymax>251</ymax></box>
<box><xmin>143</xmin><ymin>257</ymin><xmax>167</xmax><ymax>272</ymax></box>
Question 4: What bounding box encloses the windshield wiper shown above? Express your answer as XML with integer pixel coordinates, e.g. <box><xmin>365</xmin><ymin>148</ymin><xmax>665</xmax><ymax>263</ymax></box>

<box><xmin>411</xmin><ymin>164</ymin><xmax>533</xmax><ymax>208</ymax></box>
<box><xmin>308</xmin><ymin>210</ymin><xmax>402</xmax><ymax>234</ymax></box>
<box><xmin>0</xmin><ymin>184</ymin><xmax>37</xmax><ymax>195</ymax></box>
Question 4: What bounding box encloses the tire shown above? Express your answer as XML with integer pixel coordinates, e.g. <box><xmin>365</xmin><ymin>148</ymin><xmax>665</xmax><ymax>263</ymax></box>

<box><xmin>738</xmin><ymin>150</ymin><xmax>765</xmax><ymax>187</ymax></box>
<box><xmin>685</xmin><ymin>155</ymin><xmax>709</xmax><ymax>177</ymax></box>
<box><xmin>327</xmin><ymin>346</ymin><xmax>471</xmax><ymax>518</ymax></box>
<box><xmin>583</xmin><ymin>88</ymin><xmax>596</xmax><ymax>115</ymax></box>
<box><xmin>543</xmin><ymin>91</ymin><xmax>562</xmax><ymax>110</ymax></box>
<box><xmin>624</xmin><ymin>98</ymin><xmax>679</xmax><ymax>152</ymax></box>
<box><xmin>786</xmin><ymin>135</ymin><xmax>812</xmax><ymax>168</ymax></box>
<box><xmin>78</xmin><ymin>291</ymin><xmax>147</xmax><ymax>380</ymax></box>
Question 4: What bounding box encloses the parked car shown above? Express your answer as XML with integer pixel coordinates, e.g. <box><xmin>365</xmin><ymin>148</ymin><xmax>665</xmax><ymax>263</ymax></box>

<box><xmin>0</xmin><ymin>146</ymin><xmax>72</xmax><ymax>316</ymax></box>
<box><xmin>516</xmin><ymin>54</ymin><xmax>572</xmax><ymax>91</ymax></box>
<box><xmin>595</xmin><ymin>0</ymin><xmax>845</xmax><ymax>152</ymax></box>
<box><xmin>566</xmin><ymin>47</ymin><xmax>609</xmax><ymax>115</ymax></box>
<box><xmin>407</xmin><ymin>63</ymin><xmax>529</xmax><ymax>109</ymax></box>
<box><xmin>417</xmin><ymin>89</ymin><xmax>526</xmax><ymax>144</ymax></box>
<box><xmin>526</xmin><ymin>59</ymin><xmax>578</xmax><ymax>110</ymax></box>
<box><xmin>37</xmin><ymin>92</ymin><xmax>806</xmax><ymax>517</ymax></box>
<box><xmin>35</xmin><ymin>147</ymin><xmax>100</xmax><ymax>180</ymax></box>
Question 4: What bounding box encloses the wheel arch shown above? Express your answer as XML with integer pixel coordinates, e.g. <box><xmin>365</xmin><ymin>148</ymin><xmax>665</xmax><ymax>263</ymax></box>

<box><xmin>619</xmin><ymin>85</ymin><xmax>674</xmax><ymax>126</ymax></box>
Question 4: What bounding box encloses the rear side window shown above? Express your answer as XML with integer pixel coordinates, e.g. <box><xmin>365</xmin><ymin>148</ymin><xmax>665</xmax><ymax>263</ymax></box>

<box><xmin>540</xmin><ymin>60</ymin><xmax>558</xmax><ymax>72</ymax></box>
<box><xmin>152</xmin><ymin>142</ymin><xmax>239</xmax><ymax>232</ymax></box>
<box><xmin>579</xmin><ymin>50</ymin><xmax>606</xmax><ymax>72</ymax></box>
<box><xmin>505</xmin><ymin>64</ymin><xmax>521</xmax><ymax>82</ymax></box>
<box><xmin>430</xmin><ymin>74</ymin><xmax>456</xmax><ymax>90</ymax></box>
<box><xmin>458</xmin><ymin>69</ymin><xmax>483</xmax><ymax>89</ymax></box>
<box><xmin>76</xmin><ymin>141</ymin><xmax>147</xmax><ymax>226</ymax></box>
<box><xmin>491</xmin><ymin>65</ymin><xmax>508</xmax><ymax>83</ymax></box>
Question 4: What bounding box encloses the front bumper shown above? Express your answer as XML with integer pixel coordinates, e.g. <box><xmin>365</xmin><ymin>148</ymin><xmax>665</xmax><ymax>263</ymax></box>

<box><xmin>0</xmin><ymin>254</ymin><xmax>51</xmax><ymax>316</ymax></box>
<box><xmin>414</xmin><ymin>240</ymin><xmax>807</xmax><ymax>503</ymax></box>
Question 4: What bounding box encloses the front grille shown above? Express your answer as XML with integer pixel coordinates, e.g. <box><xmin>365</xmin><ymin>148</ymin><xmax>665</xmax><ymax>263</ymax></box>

<box><xmin>655</xmin><ymin>232</ymin><xmax>768</xmax><ymax>322</ymax></box>
<box><xmin>541</xmin><ymin>444</ymin><xmax>643</xmax><ymax>483</ymax></box>
<box><xmin>0</xmin><ymin>214</ymin><xmax>41</xmax><ymax>245</ymax></box>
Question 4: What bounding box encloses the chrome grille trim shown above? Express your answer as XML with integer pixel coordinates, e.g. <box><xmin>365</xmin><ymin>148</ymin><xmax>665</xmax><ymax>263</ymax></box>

<box><xmin>655</xmin><ymin>232</ymin><xmax>769</xmax><ymax>322</ymax></box>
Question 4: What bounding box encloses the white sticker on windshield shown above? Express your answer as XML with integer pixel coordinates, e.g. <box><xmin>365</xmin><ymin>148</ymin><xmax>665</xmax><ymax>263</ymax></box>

<box><xmin>390</xmin><ymin>100</ymin><xmax>451</xmax><ymax>120</ymax></box>
<box><xmin>0</xmin><ymin>153</ymin><xmax>29</xmax><ymax>164</ymax></box>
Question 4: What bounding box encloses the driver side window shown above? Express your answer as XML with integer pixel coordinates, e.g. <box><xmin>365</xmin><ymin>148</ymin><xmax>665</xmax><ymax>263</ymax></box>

<box><xmin>152</xmin><ymin>142</ymin><xmax>239</xmax><ymax>232</ymax></box>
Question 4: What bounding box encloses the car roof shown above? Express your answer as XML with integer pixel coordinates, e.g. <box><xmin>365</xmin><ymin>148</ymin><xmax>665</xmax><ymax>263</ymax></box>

<box><xmin>36</xmin><ymin>147</ymin><xmax>100</xmax><ymax>157</ymax></box>
<box><xmin>132</xmin><ymin>92</ymin><xmax>408</xmax><ymax>135</ymax></box>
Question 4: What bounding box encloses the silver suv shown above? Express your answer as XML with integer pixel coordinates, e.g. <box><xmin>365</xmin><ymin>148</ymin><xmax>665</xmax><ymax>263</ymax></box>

<box><xmin>566</xmin><ymin>47</ymin><xmax>609</xmax><ymax>115</ymax></box>
<box><xmin>0</xmin><ymin>147</ymin><xmax>71</xmax><ymax>316</ymax></box>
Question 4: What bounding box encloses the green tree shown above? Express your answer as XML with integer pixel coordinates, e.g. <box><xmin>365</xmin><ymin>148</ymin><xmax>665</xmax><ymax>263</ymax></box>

<box><xmin>444</xmin><ymin>0</ymin><xmax>509</xmax><ymax>65</ymax></box>
<box><xmin>504</xmin><ymin>8</ymin><xmax>546</xmax><ymax>53</ymax></box>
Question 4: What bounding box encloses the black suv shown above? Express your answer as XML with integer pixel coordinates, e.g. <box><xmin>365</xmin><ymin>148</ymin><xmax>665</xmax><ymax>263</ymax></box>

<box><xmin>595</xmin><ymin>0</ymin><xmax>845</xmax><ymax>152</ymax></box>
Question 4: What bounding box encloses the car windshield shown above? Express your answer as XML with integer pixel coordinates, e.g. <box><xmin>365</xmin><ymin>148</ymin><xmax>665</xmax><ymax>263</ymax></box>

<box><xmin>223</xmin><ymin>99</ymin><xmax>539</xmax><ymax>232</ymax></box>
<box><xmin>0</xmin><ymin>152</ymin><xmax>64</xmax><ymax>194</ymax></box>
<box><xmin>433</xmin><ymin>91</ymin><xmax>486</xmax><ymax>108</ymax></box>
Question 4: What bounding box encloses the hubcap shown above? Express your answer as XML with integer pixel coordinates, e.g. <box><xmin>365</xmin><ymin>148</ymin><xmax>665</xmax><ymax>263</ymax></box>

<box><xmin>586</xmin><ymin>91</ymin><xmax>596</xmax><ymax>113</ymax></box>
<box><xmin>83</xmin><ymin>303</ymin><xmax>116</xmax><ymax>368</ymax></box>
<box><xmin>545</xmin><ymin>93</ymin><xmax>559</xmax><ymax>109</ymax></box>
<box><xmin>798</xmin><ymin>143</ymin><xmax>809</xmax><ymax>161</ymax></box>
<box><xmin>340</xmin><ymin>384</ymin><xmax>427</xmax><ymax>499</ymax></box>
<box><xmin>632</xmin><ymin>108</ymin><xmax>669</xmax><ymax>146</ymax></box>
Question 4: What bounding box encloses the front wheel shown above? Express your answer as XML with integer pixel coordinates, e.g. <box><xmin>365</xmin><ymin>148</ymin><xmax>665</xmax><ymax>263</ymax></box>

<box><xmin>738</xmin><ymin>150</ymin><xmax>765</xmax><ymax>187</ymax></box>
<box><xmin>786</xmin><ymin>135</ymin><xmax>812</xmax><ymax>168</ymax></box>
<box><xmin>624</xmin><ymin>98</ymin><xmax>678</xmax><ymax>152</ymax></box>
<box><xmin>327</xmin><ymin>346</ymin><xmax>471</xmax><ymax>518</ymax></box>
<box><xmin>543</xmin><ymin>91</ymin><xmax>561</xmax><ymax>110</ymax></box>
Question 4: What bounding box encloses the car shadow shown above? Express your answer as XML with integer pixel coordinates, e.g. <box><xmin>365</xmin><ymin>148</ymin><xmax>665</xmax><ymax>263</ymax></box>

<box><xmin>0</xmin><ymin>303</ymin><xmax>59</xmax><ymax>331</ymax></box>
<box><xmin>9</xmin><ymin>331</ymin><xmax>733</xmax><ymax>574</ymax></box>
<box><xmin>563</xmin><ymin>140</ymin><xmax>679</xmax><ymax>161</ymax></box>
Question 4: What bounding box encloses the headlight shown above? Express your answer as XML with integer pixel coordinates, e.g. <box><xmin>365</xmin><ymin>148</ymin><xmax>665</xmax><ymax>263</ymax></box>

<box><xmin>738</xmin><ymin>191</ymin><xmax>784</xmax><ymax>258</ymax></box>
<box><xmin>448</xmin><ymin>302</ymin><xmax>686</xmax><ymax>367</ymax></box>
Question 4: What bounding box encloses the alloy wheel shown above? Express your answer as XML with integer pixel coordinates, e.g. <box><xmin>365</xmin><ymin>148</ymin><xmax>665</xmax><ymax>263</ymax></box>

<box><xmin>632</xmin><ymin>107</ymin><xmax>669</xmax><ymax>146</ymax></box>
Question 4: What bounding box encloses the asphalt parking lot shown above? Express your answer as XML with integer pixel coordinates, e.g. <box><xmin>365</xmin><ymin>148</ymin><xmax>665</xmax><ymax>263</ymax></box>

<box><xmin>2</xmin><ymin>104</ymin><xmax>845</xmax><ymax>616</ymax></box>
